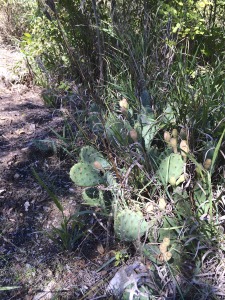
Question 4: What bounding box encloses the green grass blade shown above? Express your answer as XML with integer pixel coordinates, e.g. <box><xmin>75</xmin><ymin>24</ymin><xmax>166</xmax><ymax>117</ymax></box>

<box><xmin>210</xmin><ymin>128</ymin><xmax>225</xmax><ymax>175</ymax></box>
<box><xmin>0</xmin><ymin>286</ymin><xmax>21</xmax><ymax>291</ymax></box>
<box><xmin>32</xmin><ymin>168</ymin><xmax>64</xmax><ymax>213</ymax></box>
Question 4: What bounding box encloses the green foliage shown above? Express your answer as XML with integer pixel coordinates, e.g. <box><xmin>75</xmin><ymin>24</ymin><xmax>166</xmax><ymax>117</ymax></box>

<box><xmin>114</xmin><ymin>210</ymin><xmax>148</xmax><ymax>242</ymax></box>
<box><xmin>0</xmin><ymin>286</ymin><xmax>20</xmax><ymax>291</ymax></box>
<box><xmin>32</xmin><ymin>168</ymin><xmax>89</xmax><ymax>251</ymax></box>
<box><xmin>157</xmin><ymin>153</ymin><xmax>184</xmax><ymax>185</ymax></box>
<box><xmin>105</xmin><ymin>114</ymin><xmax>133</xmax><ymax>147</ymax></box>
<box><xmin>70</xmin><ymin>162</ymin><xmax>106</xmax><ymax>187</ymax></box>
<box><xmin>0</xmin><ymin>0</ymin><xmax>36</xmax><ymax>43</ymax></box>
<box><xmin>80</xmin><ymin>146</ymin><xmax>110</xmax><ymax>168</ymax></box>
<box><xmin>15</xmin><ymin>1</ymin><xmax>225</xmax><ymax>298</ymax></box>
<box><xmin>168</xmin><ymin>57</ymin><xmax>225</xmax><ymax>134</ymax></box>
<box><xmin>49</xmin><ymin>214</ymin><xmax>85</xmax><ymax>251</ymax></box>
<box><xmin>70</xmin><ymin>146</ymin><xmax>111</xmax><ymax>187</ymax></box>
<box><xmin>160</xmin><ymin>0</ymin><xmax>225</xmax><ymax>58</ymax></box>
<box><xmin>82</xmin><ymin>187</ymin><xmax>112</xmax><ymax>213</ymax></box>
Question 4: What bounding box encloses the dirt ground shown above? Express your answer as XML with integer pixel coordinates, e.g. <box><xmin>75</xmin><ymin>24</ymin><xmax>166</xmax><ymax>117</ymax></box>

<box><xmin>0</xmin><ymin>40</ymin><xmax>116</xmax><ymax>300</ymax></box>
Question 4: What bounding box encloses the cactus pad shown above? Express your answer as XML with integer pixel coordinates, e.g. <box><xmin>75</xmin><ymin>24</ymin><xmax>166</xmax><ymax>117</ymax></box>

<box><xmin>114</xmin><ymin>210</ymin><xmax>148</xmax><ymax>242</ymax></box>
<box><xmin>157</xmin><ymin>153</ymin><xmax>184</xmax><ymax>185</ymax></box>
<box><xmin>70</xmin><ymin>162</ymin><xmax>106</xmax><ymax>187</ymax></box>
<box><xmin>82</xmin><ymin>188</ymin><xmax>113</xmax><ymax>213</ymax></box>
<box><xmin>82</xmin><ymin>187</ymin><xmax>104</xmax><ymax>208</ymax></box>
<box><xmin>105</xmin><ymin>114</ymin><xmax>132</xmax><ymax>147</ymax></box>
<box><xmin>80</xmin><ymin>146</ymin><xmax>110</xmax><ymax>168</ymax></box>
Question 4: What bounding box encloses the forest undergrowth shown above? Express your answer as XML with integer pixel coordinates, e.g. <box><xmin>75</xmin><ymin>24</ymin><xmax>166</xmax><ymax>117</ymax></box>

<box><xmin>0</xmin><ymin>0</ymin><xmax>224</xmax><ymax>299</ymax></box>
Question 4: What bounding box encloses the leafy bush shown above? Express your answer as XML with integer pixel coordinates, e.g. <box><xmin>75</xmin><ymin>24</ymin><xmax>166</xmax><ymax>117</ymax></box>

<box><xmin>0</xmin><ymin>0</ymin><xmax>37</xmax><ymax>44</ymax></box>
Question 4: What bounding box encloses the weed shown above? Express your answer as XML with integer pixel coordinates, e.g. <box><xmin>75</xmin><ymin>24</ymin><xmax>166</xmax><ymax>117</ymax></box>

<box><xmin>32</xmin><ymin>168</ymin><xmax>92</xmax><ymax>251</ymax></box>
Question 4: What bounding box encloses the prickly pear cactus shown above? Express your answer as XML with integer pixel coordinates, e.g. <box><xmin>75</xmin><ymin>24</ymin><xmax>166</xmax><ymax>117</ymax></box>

<box><xmin>82</xmin><ymin>187</ymin><xmax>112</xmax><ymax>213</ymax></box>
<box><xmin>142</xmin><ymin>123</ymin><xmax>158</xmax><ymax>152</ymax></box>
<box><xmin>70</xmin><ymin>146</ymin><xmax>111</xmax><ymax>187</ymax></box>
<box><xmin>114</xmin><ymin>210</ymin><xmax>148</xmax><ymax>242</ymax></box>
<box><xmin>105</xmin><ymin>114</ymin><xmax>132</xmax><ymax>147</ymax></box>
<box><xmin>86</xmin><ymin>103</ymin><xmax>103</xmax><ymax>133</ymax></box>
<box><xmin>157</xmin><ymin>153</ymin><xmax>184</xmax><ymax>185</ymax></box>
<box><xmin>193</xmin><ymin>182</ymin><xmax>210</xmax><ymax>217</ymax></box>
<box><xmin>138</xmin><ymin>110</ymin><xmax>159</xmax><ymax>153</ymax></box>
<box><xmin>70</xmin><ymin>162</ymin><xmax>106</xmax><ymax>187</ymax></box>
<box><xmin>82</xmin><ymin>187</ymin><xmax>105</xmax><ymax>208</ymax></box>
<box><xmin>80</xmin><ymin>146</ymin><xmax>110</xmax><ymax>168</ymax></box>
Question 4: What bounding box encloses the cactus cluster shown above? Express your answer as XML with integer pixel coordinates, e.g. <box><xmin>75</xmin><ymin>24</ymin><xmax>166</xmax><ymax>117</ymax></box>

<box><xmin>103</xmin><ymin>95</ymin><xmax>162</xmax><ymax>154</ymax></box>
<box><xmin>114</xmin><ymin>209</ymin><xmax>148</xmax><ymax>242</ymax></box>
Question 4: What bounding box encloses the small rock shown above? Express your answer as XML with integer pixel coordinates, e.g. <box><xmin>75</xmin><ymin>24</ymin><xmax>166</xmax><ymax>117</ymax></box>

<box><xmin>14</xmin><ymin>173</ymin><xmax>20</xmax><ymax>179</ymax></box>
<box><xmin>24</xmin><ymin>201</ymin><xmax>30</xmax><ymax>211</ymax></box>
<box><xmin>0</xmin><ymin>189</ymin><xmax>6</xmax><ymax>195</ymax></box>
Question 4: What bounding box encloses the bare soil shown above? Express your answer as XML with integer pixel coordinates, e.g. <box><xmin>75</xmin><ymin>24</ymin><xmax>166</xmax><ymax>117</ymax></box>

<box><xmin>0</xmin><ymin>41</ymin><xmax>115</xmax><ymax>300</ymax></box>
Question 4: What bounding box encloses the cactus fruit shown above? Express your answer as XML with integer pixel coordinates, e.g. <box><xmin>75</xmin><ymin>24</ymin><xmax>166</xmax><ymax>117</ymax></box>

<box><xmin>70</xmin><ymin>162</ymin><xmax>106</xmax><ymax>187</ymax></box>
<box><xmin>142</xmin><ymin>242</ymin><xmax>172</xmax><ymax>264</ymax></box>
<box><xmin>159</xmin><ymin>243</ymin><xmax>167</xmax><ymax>254</ymax></box>
<box><xmin>159</xmin><ymin>237</ymin><xmax>171</xmax><ymax>257</ymax></box>
<box><xmin>119</xmin><ymin>98</ymin><xmax>129</xmax><ymax>110</ymax></box>
<box><xmin>161</xmin><ymin>251</ymin><xmax>172</xmax><ymax>262</ymax></box>
<box><xmin>180</xmin><ymin>140</ymin><xmax>189</xmax><ymax>161</ymax></box>
<box><xmin>158</xmin><ymin>198</ymin><xmax>167</xmax><ymax>210</ymax></box>
<box><xmin>172</xmin><ymin>129</ymin><xmax>178</xmax><ymax>138</ymax></box>
<box><xmin>93</xmin><ymin>161</ymin><xmax>104</xmax><ymax>172</ymax></box>
<box><xmin>114</xmin><ymin>210</ymin><xmax>148</xmax><ymax>242</ymax></box>
<box><xmin>163</xmin><ymin>237</ymin><xmax>170</xmax><ymax>247</ymax></box>
<box><xmin>175</xmin><ymin>174</ymin><xmax>186</xmax><ymax>186</ymax></box>
<box><xmin>129</xmin><ymin>129</ymin><xmax>138</xmax><ymax>142</ymax></box>
<box><xmin>170</xmin><ymin>137</ymin><xmax>178</xmax><ymax>153</ymax></box>
<box><xmin>164</xmin><ymin>131</ymin><xmax>171</xmax><ymax>143</ymax></box>
<box><xmin>145</xmin><ymin>202</ymin><xmax>154</xmax><ymax>213</ymax></box>
<box><xmin>80</xmin><ymin>146</ymin><xmax>110</xmax><ymax>169</ymax></box>
<box><xmin>169</xmin><ymin>176</ymin><xmax>177</xmax><ymax>186</ymax></box>
<box><xmin>203</xmin><ymin>158</ymin><xmax>212</xmax><ymax>170</ymax></box>
<box><xmin>158</xmin><ymin>153</ymin><xmax>184</xmax><ymax>185</ymax></box>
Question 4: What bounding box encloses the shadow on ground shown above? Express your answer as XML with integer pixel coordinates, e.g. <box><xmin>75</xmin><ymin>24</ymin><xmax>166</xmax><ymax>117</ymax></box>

<box><xmin>0</xmin><ymin>78</ymin><xmax>112</xmax><ymax>299</ymax></box>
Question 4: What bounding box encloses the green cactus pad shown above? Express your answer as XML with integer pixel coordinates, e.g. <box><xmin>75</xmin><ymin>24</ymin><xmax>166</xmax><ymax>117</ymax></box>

<box><xmin>82</xmin><ymin>187</ymin><xmax>104</xmax><ymax>207</ymax></box>
<box><xmin>114</xmin><ymin>210</ymin><xmax>148</xmax><ymax>242</ymax></box>
<box><xmin>105</xmin><ymin>114</ymin><xmax>132</xmax><ymax>147</ymax></box>
<box><xmin>142</xmin><ymin>123</ymin><xmax>158</xmax><ymax>151</ymax></box>
<box><xmin>70</xmin><ymin>162</ymin><xmax>106</xmax><ymax>187</ymax></box>
<box><xmin>82</xmin><ymin>188</ymin><xmax>113</xmax><ymax>213</ymax></box>
<box><xmin>157</xmin><ymin>153</ymin><xmax>184</xmax><ymax>185</ymax></box>
<box><xmin>80</xmin><ymin>146</ymin><xmax>110</xmax><ymax>168</ymax></box>
<box><xmin>193</xmin><ymin>182</ymin><xmax>209</xmax><ymax>217</ymax></box>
